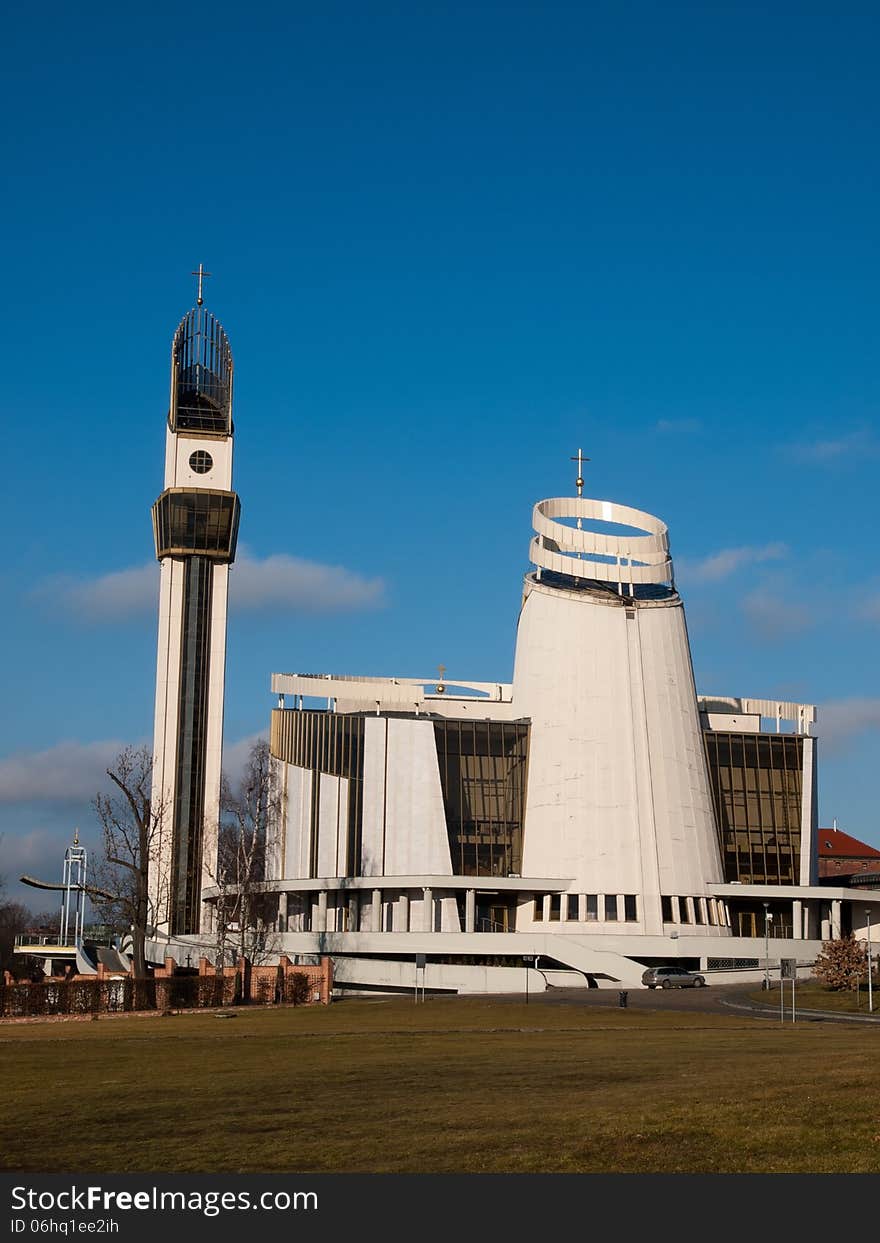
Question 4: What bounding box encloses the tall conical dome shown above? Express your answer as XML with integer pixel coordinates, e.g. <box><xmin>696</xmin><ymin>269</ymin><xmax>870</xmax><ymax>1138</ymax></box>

<box><xmin>512</xmin><ymin>491</ymin><xmax>723</xmax><ymax>936</ymax></box>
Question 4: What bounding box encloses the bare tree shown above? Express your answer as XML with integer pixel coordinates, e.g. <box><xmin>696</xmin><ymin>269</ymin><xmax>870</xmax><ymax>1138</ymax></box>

<box><xmin>211</xmin><ymin>740</ymin><xmax>280</xmax><ymax>966</ymax></box>
<box><xmin>92</xmin><ymin>745</ymin><xmax>168</xmax><ymax>978</ymax></box>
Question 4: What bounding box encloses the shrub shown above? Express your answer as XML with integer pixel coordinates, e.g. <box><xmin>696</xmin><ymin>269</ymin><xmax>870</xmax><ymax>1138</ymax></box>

<box><xmin>285</xmin><ymin>972</ymin><xmax>312</xmax><ymax>1006</ymax></box>
<box><xmin>813</xmin><ymin>933</ymin><xmax>868</xmax><ymax>991</ymax></box>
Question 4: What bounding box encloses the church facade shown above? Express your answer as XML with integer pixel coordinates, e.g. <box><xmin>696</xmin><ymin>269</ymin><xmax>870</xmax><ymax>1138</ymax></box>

<box><xmin>213</xmin><ymin>483</ymin><xmax>874</xmax><ymax>993</ymax></box>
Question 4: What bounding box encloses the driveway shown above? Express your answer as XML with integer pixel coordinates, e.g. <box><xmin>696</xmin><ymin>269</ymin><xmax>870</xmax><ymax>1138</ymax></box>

<box><xmin>518</xmin><ymin>981</ymin><xmax>880</xmax><ymax>1025</ymax></box>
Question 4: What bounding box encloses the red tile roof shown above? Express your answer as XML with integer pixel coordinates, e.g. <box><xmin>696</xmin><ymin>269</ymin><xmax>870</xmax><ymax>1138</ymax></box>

<box><xmin>818</xmin><ymin>829</ymin><xmax>880</xmax><ymax>859</ymax></box>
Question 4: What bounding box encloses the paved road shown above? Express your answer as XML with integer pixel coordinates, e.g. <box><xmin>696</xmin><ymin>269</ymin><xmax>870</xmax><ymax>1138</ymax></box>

<box><xmin>487</xmin><ymin>982</ymin><xmax>880</xmax><ymax>1025</ymax></box>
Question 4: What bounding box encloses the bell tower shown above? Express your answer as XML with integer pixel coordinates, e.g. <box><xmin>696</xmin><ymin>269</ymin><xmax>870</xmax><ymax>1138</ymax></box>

<box><xmin>149</xmin><ymin>272</ymin><xmax>240</xmax><ymax>936</ymax></box>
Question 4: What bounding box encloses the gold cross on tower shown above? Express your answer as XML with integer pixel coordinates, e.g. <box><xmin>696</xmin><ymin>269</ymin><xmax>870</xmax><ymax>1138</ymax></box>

<box><xmin>191</xmin><ymin>263</ymin><xmax>212</xmax><ymax>307</ymax></box>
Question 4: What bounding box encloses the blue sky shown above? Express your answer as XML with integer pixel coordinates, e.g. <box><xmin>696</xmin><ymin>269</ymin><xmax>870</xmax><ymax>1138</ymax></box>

<box><xmin>2</xmin><ymin>1</ymin><xmax>879</xmax><ymax>907</ymax></box>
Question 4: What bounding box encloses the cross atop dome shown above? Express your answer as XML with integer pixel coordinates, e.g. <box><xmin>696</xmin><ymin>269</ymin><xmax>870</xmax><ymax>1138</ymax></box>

<box><xmin>191</xmin><ymin>263</ymin><xmax>212</xmax><ymax>306</ymax></box>
<box><xmin>569</xmin><ymin>448</ymin><xmax>590</xmax><ymax>497</ymax></box>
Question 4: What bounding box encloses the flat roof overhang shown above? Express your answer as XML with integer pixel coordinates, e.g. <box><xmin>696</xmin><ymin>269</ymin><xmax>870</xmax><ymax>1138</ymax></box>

<box><xmin>710</xmin><ymin>883</ymin><xmax>880</xmax><ymax>903</ymax></box>
<box><xmin>202</xmin><ymin>875</ymin><xmax>572</xmax><ymax>901</ymax></box>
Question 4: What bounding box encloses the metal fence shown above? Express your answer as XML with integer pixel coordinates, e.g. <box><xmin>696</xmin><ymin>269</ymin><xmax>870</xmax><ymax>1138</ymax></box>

<box><xmin>0</xmin><ymin>972</ymin><xmax>313</xmax><ymax>1019</ymax></box>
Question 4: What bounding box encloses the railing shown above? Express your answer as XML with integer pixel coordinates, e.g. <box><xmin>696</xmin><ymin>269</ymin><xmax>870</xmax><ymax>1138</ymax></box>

<box><xmin>476</xmin><ymin>918</ymin><xmax>509</xmax><ymax>933</ymax></box>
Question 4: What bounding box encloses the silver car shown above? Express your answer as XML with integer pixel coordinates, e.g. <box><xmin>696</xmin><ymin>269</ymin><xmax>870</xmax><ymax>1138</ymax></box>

<box><xmin>642</xmin><ymin>966</ymin><xmax>706</xmax><ymax>989</ymax></box>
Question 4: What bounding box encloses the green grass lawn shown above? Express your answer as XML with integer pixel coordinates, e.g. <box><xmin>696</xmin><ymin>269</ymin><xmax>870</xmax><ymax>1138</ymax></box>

<box><xmin>3</xmin><ymin>996</ymin><xmax>880</xmax><ymax>1174</ymax></box>
<box><xmin>748</xmin><ymin>980</ymin><xmax>880</xmax><ymax>1014</ymax></box>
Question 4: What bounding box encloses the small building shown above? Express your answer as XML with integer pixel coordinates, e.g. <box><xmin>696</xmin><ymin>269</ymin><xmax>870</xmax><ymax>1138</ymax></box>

<box><xmin>818</xmin><ymin>826</ymin><xmax>880</xmax><ymax>882</ymax></box>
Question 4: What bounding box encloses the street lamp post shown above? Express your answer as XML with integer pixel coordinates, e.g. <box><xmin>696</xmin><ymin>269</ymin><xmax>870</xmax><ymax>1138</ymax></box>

<box><xmin>763</xmin><ymin>904</ymin><xmax>771</xmax><ymax>991</ymax></box>
<box><xmin>867</xmin><ymin>909</ymin><xmax>873</xmax><ymax>1014</ymax></box>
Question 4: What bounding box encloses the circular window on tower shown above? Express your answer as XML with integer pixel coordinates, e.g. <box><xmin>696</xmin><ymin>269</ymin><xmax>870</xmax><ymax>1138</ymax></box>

<box><xmin>189</xmin><ymin>450</ymin><xmax>213</xmax><ymax>474</ymax></box>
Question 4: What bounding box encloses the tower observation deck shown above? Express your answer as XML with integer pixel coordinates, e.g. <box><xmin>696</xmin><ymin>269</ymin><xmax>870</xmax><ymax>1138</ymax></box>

<box><xmin>150</xmin><ymin>295</ymin><xmax>240</xmax><ymax>938</ymax></box>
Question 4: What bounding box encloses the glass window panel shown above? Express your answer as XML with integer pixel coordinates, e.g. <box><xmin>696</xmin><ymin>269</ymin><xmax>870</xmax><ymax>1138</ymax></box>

<box><xmin>434</xmin><ymin>721</ymin><xmax>529</xmax><ymax>878</ymax></box>
<box><xmin>704</xmin><ymin>730</ymin><xmax>803</xmax><ymax>884</ymax></box>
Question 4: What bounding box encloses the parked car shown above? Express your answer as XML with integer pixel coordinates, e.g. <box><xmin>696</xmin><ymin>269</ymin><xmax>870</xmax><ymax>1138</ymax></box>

<box><xmin>642</xmin><ymin>965</ymin><xmax>706</xmax><ymax>989</ymax></box>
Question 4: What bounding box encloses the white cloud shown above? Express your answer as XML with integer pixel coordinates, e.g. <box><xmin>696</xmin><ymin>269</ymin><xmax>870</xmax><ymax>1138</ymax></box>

<box><xmin>41</xmin><ymin>551</ymin><xmax>385</xmax><ymax>624</ymax></box>
<box><xmin>819</xmin><ymin>698</ymin><xmax>880</xmax><ymax>752</ymax></box>
<box><xmin>0</xmin><ymin>740</ymin><xmax>128</xmax><ymax>805</ymax></box>
<box><xmin>50</xmin><ymin>564</ymin><xmax>158</xmax><ymax>622</ymax></box>
<box><xmin>789</xmin><ymin>429</ymin><xmax>880</xmax><ymax>463</ymax></box>
<box><xmin>678</xmin><ymin>542</ymin><xmax>787</xmax><ymax>584</ymax></box>
<box><xmin>221</xmin><ymin>732</ymin><xmax>268</xmax><ymax>786</ymax></box>
<box><xmin>1</xmin><ymin>828</ymin><xmax>64</xmax><ymax>875</ymax></box>
<box><xmin>740</xmin><ymin>582</ymin><xmax>813</xmax><ymax>640</ymax></box>
<box><xmin>230</xmin><ymin>552</ymin><xmax>384</xmax><ymax>613</ymax></box>
<box><xmin>0</xmin><ymin>733</ymin><xmax>280</xmax><ymax>807</ymax></box>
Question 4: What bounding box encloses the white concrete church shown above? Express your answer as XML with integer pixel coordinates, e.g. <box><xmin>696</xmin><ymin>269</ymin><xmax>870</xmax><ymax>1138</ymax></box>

<box><xmin>198</xmin><ymin>469</ymin><xmax>877</xmax><ymax>994</ymax></box>
<box><xmin>144</xmin><ymin>295</ymin><xmax>876</xmax><ymax>993</ymax></box>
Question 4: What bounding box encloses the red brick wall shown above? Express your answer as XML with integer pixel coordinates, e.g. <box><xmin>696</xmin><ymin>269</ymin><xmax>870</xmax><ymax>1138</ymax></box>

<box><xmin>197</xmin><ymin>954</ymin><xmax>333</xmax><ymax>1004</ymax></box>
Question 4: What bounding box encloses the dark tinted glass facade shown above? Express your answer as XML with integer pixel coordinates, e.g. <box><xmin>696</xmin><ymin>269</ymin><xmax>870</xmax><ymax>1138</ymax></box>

<box><xmin>171</xmin><ymin>556</ymin><xmax>213</xmax><ymax>934</ymax></box>
<box><xmin>270</xmin><ymin>709</ymin><xmax>365</xmax><ymax>876</ymax></box>
<box><xmin>704</xmin><ymin>731</ymin><xmax>803</xmax><ymax>884</ymax></box>
<box><xmin>152</xmin><ymin>489</ymin><xmax>240</xmax><ymax>561</ymax></box>
<box><xmin>434</xmin><ymin>720</ymin><xmax>530</xmax><ymax>877</ymax></box>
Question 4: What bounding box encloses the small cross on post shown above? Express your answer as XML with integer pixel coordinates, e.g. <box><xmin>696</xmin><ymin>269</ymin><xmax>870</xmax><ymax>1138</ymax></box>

<box><xmin>569</xmin><ymin>448</ymin><xmax>590</xmax><ymax>497</ymax></box>
<box><xmin>192</xmin><ymin>263</ymin><xmax>212</xmax><ymax>306</ymax></box>
<box><xmin>436</xmin><ymin>664</ymin><xmax>446</xmax><ymax>694</ymax></box>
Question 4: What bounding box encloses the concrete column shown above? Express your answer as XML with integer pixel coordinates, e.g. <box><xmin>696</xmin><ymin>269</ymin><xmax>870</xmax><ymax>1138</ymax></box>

<box><xmin>347</xmin><ymin>893</ymin><xmax>359</xmax><ymax>932</ymax></box>
<box><xmin>597</xmin><ymin>893</ymin><xmax>606</xmax><ymax>923</ymax></box>
<box><xmin>423</xmin><ymin>887</ymin><xmax>433</xmax><ymax>932</ymax></box>
<box><xmin>465</xmin><ymin>889</ymin><xmax>476</xmax><ymax>933</ymax></box>
<box><xmin>398</xmin><ymin>893</ymin><xmax>409</xmax><ymax>933</ymax></box>
<box><xmin>278</xmin><ymin>892</ymin><xmax>288</xmax><ymax>933</ymax></box>
<box><xmin>317</xmin><ymin>890</ymin><xmax>328</xmax><ymax>933</ymax></box>
<box><xmin>371</xmin><ymin>888</ymin><xmax>382</xmax><ymax>932</ymax></box>
<box><xmin>831</xmin><ymin>899</ymin><xmax>842</xmax><ymax>939</ymax></box>
<box><xmin>792</xmin><ymin>899</ymin><xmax>803</xmax><ymax>940</ymax></box>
